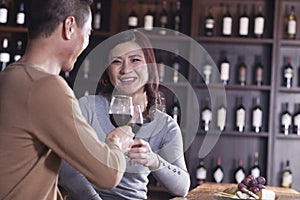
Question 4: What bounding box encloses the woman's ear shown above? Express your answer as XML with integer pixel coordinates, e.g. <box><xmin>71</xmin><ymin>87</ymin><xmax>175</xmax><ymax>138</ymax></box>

<box><xmin>63</xmin><ymin>16</ymin><xmax>76</xmax><ymax>40</ymax></box>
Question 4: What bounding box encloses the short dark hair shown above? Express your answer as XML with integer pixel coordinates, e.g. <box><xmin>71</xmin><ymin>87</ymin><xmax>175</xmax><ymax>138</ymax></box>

<box><xmin>98</xmin><ymin>30</ymin><xmax>159</xmax><ymax>121</ymax></box>
<box><xmin>27</xmin><ymin>0</ymin><xmax>93</xmax><ymax>39</ymax></box>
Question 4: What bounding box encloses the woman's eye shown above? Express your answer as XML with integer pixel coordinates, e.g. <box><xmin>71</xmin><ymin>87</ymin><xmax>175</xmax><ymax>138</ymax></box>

<box><xmin>132</xmin><ymin>58</ymin><xmax>141</xmax><ymax>63</ymax></box>
<box><xmin>112</xmin><ymin>60</ymin><xmax>121</xmax><ymax>64</ymax></box>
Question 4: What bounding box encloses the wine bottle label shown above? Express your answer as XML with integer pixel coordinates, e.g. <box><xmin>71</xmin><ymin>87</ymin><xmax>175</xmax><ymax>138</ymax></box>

<box><xmin>16</xmin><ymin>13</ymin><xmax>25</xmax><ymax>25</ymax></box>
<box><xmin>0</xmin><ymin>8</ymin><xmax>8</xmax><ymax>23</ymax></box>
<box><xmin>196</xmin><ymin>167</ymin><xmax>207</xmax><ymax>180</ymax></box>
<box><xmin>0</xmin><ymin>52</ymin><xmax>10</xmax><ymax>63</ymax></box>
<box><xmin>14</xmin><ymin>54</ymin><xmax>21</xmax><ymax>62</ymax></box>
<box><xmin>288</xmin><ymin>20</ymin><xmax>297</xmax><ymax>35</ymax></box>
<box><xmin>294</xmin><ymin>114</ymin><xmax>300</xmax><ymax>126</ymax></box>
<box><xmin>202</xmin><ymin>109</ymin><xmax>212</xmax><ymax>123</ymax></box>
<box><xmin>281</xmin><ymin>113</ymin><xmax>292</xmax><ymax>128</ymax></box>
<box><xmin>239</xmin><ymin>17</ymin><xmax>249</xmax><ymax>35</ymax></box>
<box><xmin>254</xmin><ymin>17</ymin><xmax>264</xmax><ymax>35</ymax></box>
<box><xmin>214</xmin><ymin>168</ymin><xmax>224</xmax><ymax>183</ymax></box>
<box><xmin>236</xmin><ymin>108</ymin><xmax>245</xmax><ymax>130</ymax></box>
<box><xmin>217</xmin><ymin>107</ymin><xmax>226</xmax><ymax>130</ymax></box>
<box><xmin>158</xmin><ymin>64</ymin><xmax>165</xmax><ymax>82</ymax></box>
<box><xmin>235</xmin><ymin>169</ymin><xmax>246</xmax><ymax>183</ymax></box>
<box><xmin>203</xmin><ymin>64</ymin><xmax>212</xmax><ymax>84</ymax></box>
<box><xmin>144</xmin><ymin>15</ymin><xmax>154</xmax><ymax>31</ymax></box>
<box><xmin>205</xmin><ymin>19</ymin><xmax>214</xmax><ymax>29</ymax></box>
<box><xmin>282</xmin><ymin>172</ymin><xmax>292</xmax><ymax>187</ymax></box>
<box><xmin>284</xmin><ymin>68</ymin><xmax>293</xmax><ymax>79</ymax></box>
<box><xmin>160</xmin><ymin>16</ymin><xmax>167</xmax><ymax>25</ymax></box>
<box><xmin>93</xmin><ymin>14</ymin><xmax>101</xmax><ymax>29</ymax></box>
<box><xmin>128</xmin><ymin>16</ymin><xmax>138</xmax><ymax>27</ymax></box>
<box><xmin>239</xmin><ymin>67</ymin><xmax>246</xmax><ymax>85</ymax></box>
<box><xmin>251</xmin><ymin>168</ymin><xmax>260</xmax><ymax>178</ymax></box>
<box><xmin>223</xmin><ymin>17</ymin><xmax>232</xmax><ymax>35</ymax></box>
<box><xmin>252</xmin><ymin>108</ymin><xmax>263</xmax><ymax>128</ymax></box>
<box><xmin>220</xmin><ymin>62</ymin><xmax>230</xmax><ymax>81</ymax></box>
<box><xmin>256</xmin><ymin>67</ymin><xmax>263</xmax><ymax>84</ymax></box>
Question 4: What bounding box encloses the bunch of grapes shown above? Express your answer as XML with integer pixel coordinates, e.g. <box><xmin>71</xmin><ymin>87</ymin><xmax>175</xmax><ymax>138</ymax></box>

<box><xmin>238</xmin><ymin>175</ymin><xmax>266</xmax><ymax>194</ymax></box>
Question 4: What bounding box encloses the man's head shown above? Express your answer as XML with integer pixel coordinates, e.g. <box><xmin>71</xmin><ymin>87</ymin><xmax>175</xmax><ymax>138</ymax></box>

<box><xmin>27</xmin><ymin>0</ymin><xmax>93</xmax><ymax>39</ymax></box>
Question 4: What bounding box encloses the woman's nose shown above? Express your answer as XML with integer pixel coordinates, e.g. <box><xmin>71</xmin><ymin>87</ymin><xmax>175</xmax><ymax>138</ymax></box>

<box><xmin>120</xmin><ymin>60</ymin><xmax>132</xmax><ymax>73</ymax></box>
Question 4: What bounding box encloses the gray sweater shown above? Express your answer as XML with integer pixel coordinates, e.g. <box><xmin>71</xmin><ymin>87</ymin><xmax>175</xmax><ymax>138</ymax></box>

<box><xmin>59</xmin><ymin>95</ymin><xmax>190</xmax><ymax>200</ymax></box>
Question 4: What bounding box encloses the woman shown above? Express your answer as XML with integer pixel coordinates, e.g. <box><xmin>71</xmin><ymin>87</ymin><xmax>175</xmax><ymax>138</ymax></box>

<box><xmin>59</xmin><ymin>30</ymin><xmax>190</xmax><ymax>200</ymax></box>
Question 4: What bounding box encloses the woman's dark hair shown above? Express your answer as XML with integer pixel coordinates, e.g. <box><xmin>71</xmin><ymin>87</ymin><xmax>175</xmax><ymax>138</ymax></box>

<box><xmin>27</xmin><ymin>0</ymin><xmax>93</xmax><ymax>39</ymax></box>
<box><xmin>98</xmin><ymin>30</ymin><xmax>159</xmax><ymax>121</ymax></box>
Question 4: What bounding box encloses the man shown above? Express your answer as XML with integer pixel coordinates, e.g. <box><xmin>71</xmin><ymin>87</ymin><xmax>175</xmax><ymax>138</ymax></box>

<box><xmin>0</xmin><ymin>0</ymin><xmax>134</xmax><ymax>199</ymax></box>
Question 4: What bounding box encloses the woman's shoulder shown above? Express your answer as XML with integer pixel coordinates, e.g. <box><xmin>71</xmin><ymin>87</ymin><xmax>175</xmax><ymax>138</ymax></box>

<box><xmin>78</xmin><ymin>95</ymin><xmax>108</xmax><ymax>105</ymax></box>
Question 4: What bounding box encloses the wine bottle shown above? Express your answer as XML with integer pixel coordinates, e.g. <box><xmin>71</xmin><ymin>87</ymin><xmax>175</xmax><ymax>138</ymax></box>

<box><xmin>205</xmin><ymin>6</ymin><xmax>215</xmax><ymax>36</ymax></box>
<box><xmin>159</xmin><ymin>1</ymin><xmax>168</xmax><ymax>35</ymax></box>
<box><xmin>203</xmin><ymin>55</ymin><xmax>212</xmax><ymax>85</ymax></box>
<box><xmin>236</xmin><ymin>96</ymin><xmax>246</xmax><ymax>133</ymax></box>
<box><xmin>219</xmin><ymin>52</ymin><xmax>230</xmax><ymax>85</ymax></box>
<box><xmin>254</xmin><ymin>5</ymin><xmax>265</xmax><ymax>38</ymax></box>
<box><xmin>157</xmin><ymin>54</ymin><xmax>165</xmax><ymax>82</ymax></box>
<box><xmin>144</xmin><ymin>5</ymin><xmax>154</xmax><ymax>31</ymax></box>
<box><xmin>0</xmin><ymin>38</ymin><xmax>10</xmax><ymax>71</ymax></box>
<box><xmin>128</xmin><ymin>6</ymin><xmax>138</xmax><ymax>29</ymax></box>
<box><xmin>280</xmin><ymin>102</ymin><xmax>292</xmax><ymax>135</ymax></box>
<box><xmin>0</xmin><ymin>0</ymin><xmax>8</xmax><ymax>25</ymax></box>
<box><xmin>254</xmin><ymin>56</ymin><xmax>263</xmax><ymax>86</ymax></box>
<box><xmin>283</xmin><ymin>57</ymin><xmax>293</xmax><ymax>88</ymax></box>
<box><xmin>234</xmin><ymin>158</ymin><xmax>246</xmax><ymax>184</ymax></box>
<box><xmin>82</xmin><ymin>59</ymin><xmax>90</xmax><ymax>79</ymax></box>
<box><xmin>222</xmin><ymin>4</ymin><xmax>232</xmax><ymax>37</ymax></box>
<box><xmin>173</xmin><ymin>0</ymin><xmax>181</xmax><ymax>34</ymax></box>
<box><xmin>238</xmin><ymin>56</ymin><xmax>247</xmax><ymax>86</ymax></box>
<box><xmin>281</xmin><ymin>160</ymin><xmax>292</xmax><ymax>188</ymax></box>
<box><xmin>172</xmin><ymin>50</ymin><xmax>180</xmax><ymax>83</ymax></box>
<box><xmin>213</xmin><ymin>156</ymin><xmax>224</xmax><ymax>183</ymax></box>
<box><xmin>252</xmin><ymin>97</ymin><xmax>263</xmax><ymax>133</ymax></box>
<box><xmin>250</xmin><ymin>152</ymin><xmax>261</xmax><ymax>179</ymax></box>
<box><xmin>16</xmin><ymin>2</ymin><xmax>25</xmax><ymax>26</ymax></box>
<box><xmin>286</xmin><ymin>5</ymin><xmax>297</xmax><ymax>40</ymax></box>
<box><xmin>293</xmin><ymin>103</ymin><xmax>300</xmax><ymax>135</ymax></box>
<box><xmin>201</xmin><ymin>98</ymin><xmax>212</xmax><ymax>132</ymax></box>
<box><xmin>196</xmin><ymin>159</ymin><xmax>207</xmax><ymax>185</ymax></box>
<box><xmin>171</xmin><ymin>97</ymin><xmax>181</xmax><ymax>125</ymax></box>
<box><xmin>93</xmin><ymin>1</ymin><xmax>101</xmax><ymax>30</ymax></box>
<box><xmin>13</xmin><ymin>40</ymin><xmax>23</xmax><ymax>62</ymax></box>
<box><xmin>217</xmin><ymin>100</ymin><xmax>226</xmax><ymax>131</ymax></box>
<box><xmin>239</xmin><ymin>4</ymin><xmax>249</xmax><ymax>37</ymax></box>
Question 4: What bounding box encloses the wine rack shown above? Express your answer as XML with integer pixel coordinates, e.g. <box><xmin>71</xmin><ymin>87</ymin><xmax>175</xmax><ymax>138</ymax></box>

<box><xmin>1</xmin><ymin>0</ymin><xmax>300</xmax><ymax>197</ymax></box>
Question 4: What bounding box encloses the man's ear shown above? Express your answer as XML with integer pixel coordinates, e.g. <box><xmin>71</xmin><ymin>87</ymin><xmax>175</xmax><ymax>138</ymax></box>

<box><xmin>63</xmin><ymin>16</ymin><xmax>76</xmax><ymax>40</ymax></box>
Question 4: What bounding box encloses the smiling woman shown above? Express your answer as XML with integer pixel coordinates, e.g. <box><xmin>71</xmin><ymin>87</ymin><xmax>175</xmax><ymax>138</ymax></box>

<box><xmin>59</xmin><ymin>30</ymin><xmax>191</xmax><ymax>200</ymax></box>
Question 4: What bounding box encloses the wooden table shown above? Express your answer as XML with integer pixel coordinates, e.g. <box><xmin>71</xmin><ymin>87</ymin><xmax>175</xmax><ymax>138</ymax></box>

<box><xmin>170</xmin><ymin>183</ymin><xmax>300</xmax><ymax>200</ymax></box>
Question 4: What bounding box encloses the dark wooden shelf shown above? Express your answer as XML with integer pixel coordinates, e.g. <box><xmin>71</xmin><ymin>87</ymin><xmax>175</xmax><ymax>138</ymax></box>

<box><xmin>195</xmin><ymin>84</ymin><xmax>271</xmax><ymax>91</ymax></box>
<box><xmin>0</xmin><ymin>26</ymin><xmax>27</xmax><ymax>33</ymax></box>
<box><xmin>197</xmin><ymin>131</ymin><xmax>269</xmax><ymax>138</ymax></box>
<box><xmin>278</xmin><ymin>87</ymin><xmax>300</xmax><ymax>93</ymax></box>
<box><xmin>196</xmin><ymin>36</ymin><xmax>274</xmax><ymax>45</ymax></box>
<box><xmin>280</xmin><ymin>39</ymin><xmax>300</xmax><ymax>46</ymax></box>
<box><xmin>277</xmin><ymin>134</ymin><xmax>300</xmax><ymax>140</ymax></box>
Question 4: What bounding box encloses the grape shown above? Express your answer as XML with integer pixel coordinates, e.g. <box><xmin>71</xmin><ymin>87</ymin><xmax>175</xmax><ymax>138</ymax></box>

<box><xmin>242</xmin><ymin>177</ymin><xmax>252</xmax><ymax>186</ymax></box>
<box><xmin>257</xmin><ymin>183</ymin><xmax>265</xmax><ymax>190</ymax></box>
<box><xmin>249</xmin><ymin>179</ymin><xmax>258</xmax><ymax>187</ymax></box>
<box><xmin>249</xmin><ymin>186</ymin><xmax>260</xmax><ymax>194</ymax></box>
<box><xmin>256</xmin><ymin>176</ymin><xmax>266</xmax><ymax>185</ymax></box>
<box><xmin>247</xmin><ymin>174</ymin><xmax>255</xmax><ymax>181</ymax></box>
<box><xmin>238</xmin><ymin>182</ymin><xmax>247</xmax><ymax>191</ymax></box>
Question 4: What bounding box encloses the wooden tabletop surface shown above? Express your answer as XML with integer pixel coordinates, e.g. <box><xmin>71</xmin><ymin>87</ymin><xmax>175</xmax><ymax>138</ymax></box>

<box><xmin>170</xmin><ymin>182</ymin><xmax>300</xmax><ymax>200</ymax></box>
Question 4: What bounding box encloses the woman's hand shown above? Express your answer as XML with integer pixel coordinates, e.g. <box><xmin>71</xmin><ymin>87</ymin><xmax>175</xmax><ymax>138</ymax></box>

<box><xmin>127</xmin><ymin>138</ymin><xmax>159</xmax><ymax>170</ymax></box>
<box><xmin>106</xmin><ymin>126</ymin><xmax>135</xmax><ymax>153</ymax></box>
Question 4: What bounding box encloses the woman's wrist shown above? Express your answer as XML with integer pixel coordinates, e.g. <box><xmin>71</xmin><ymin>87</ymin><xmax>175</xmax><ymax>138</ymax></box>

<box><xmin>148</xmin><ymin>153</ymin><xmax>160</xmax><ymax>171</ymax></box>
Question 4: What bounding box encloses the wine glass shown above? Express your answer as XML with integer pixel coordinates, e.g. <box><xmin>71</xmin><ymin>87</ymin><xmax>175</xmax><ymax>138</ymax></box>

<box><xmin>109</xmin><ymin>95</ymin><xmax>143</xmax><ymax>134</ymax></box>
<box><xmin>109</xmin><ymin>95</ymin><xmax>134</xmax><ymax>128</ymax></box>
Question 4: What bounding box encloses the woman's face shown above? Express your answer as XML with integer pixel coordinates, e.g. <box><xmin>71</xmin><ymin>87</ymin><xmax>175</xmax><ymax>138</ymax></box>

<box><xmin>108</xmin><ymin>41</ymin><xmax>149</xmax><ymax>95</ymax></box>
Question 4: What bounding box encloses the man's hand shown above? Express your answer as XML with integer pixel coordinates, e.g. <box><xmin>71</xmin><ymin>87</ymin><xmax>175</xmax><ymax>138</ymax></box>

<box><xmin>106</xmin><ymin>126</ymin><xmax>134</xmax><ymax>152</ymax></box>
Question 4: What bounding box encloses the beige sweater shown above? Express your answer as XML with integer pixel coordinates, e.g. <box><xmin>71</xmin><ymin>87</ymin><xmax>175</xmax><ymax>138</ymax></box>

<box><xmin>0</xmin><ymin>63</ymin><xmax>126</xmax><ymax>200</ymax></box>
